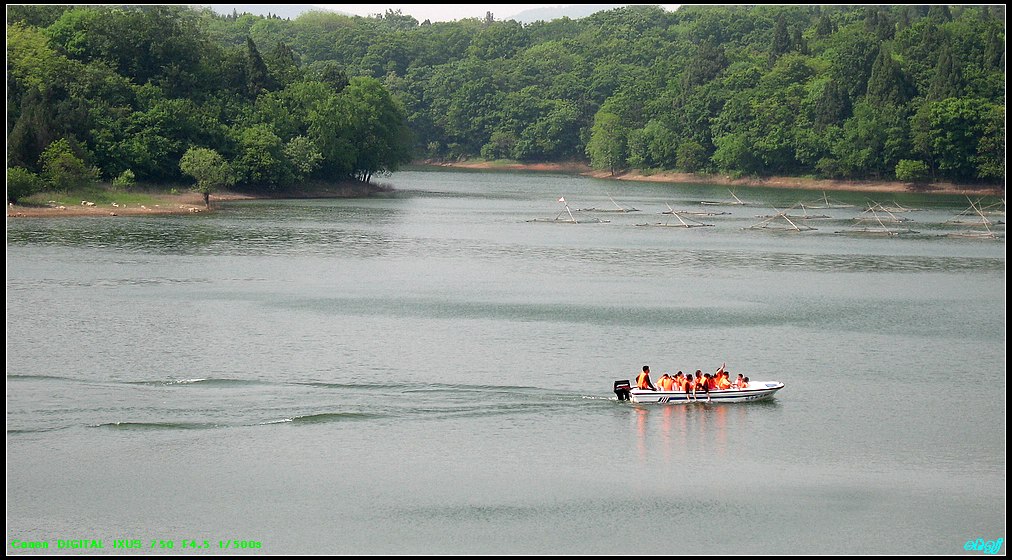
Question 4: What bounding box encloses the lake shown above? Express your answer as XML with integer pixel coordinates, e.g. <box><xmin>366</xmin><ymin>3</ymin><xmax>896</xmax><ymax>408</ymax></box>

<box><xmin>6</xmin><ymin>169</ymin><xmax>1006</xmax><ymax>554</ymax></box>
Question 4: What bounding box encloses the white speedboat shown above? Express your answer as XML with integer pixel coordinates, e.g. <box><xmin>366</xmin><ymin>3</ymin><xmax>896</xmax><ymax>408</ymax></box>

<box><xmin>614</xmin><ymin>380</ymin><xmax>784</xmax><ymax>404</ymax></box>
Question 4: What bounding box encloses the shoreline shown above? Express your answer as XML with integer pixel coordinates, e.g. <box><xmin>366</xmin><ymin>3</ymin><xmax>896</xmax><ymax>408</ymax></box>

<box><xmin>7</xmin><ymin>181</ymin><xmax>392</xmax><ymax>218</ymax></box>
<box><xmin>9</xmin><ymin>165</ymin><xmax>1003</xmax><ymax>218</ymax></box>
<box><xmin>418</xmin><ymin>160</ymin><xmax>1005</xmax><ymax>197</ymax></box>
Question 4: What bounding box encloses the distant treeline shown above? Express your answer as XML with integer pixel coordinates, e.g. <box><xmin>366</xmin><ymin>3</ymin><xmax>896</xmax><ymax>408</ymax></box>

<box><xmin>6</xmin><ymin>5</ymin><xmax>1006</xmax><ymax>198</ymax></box>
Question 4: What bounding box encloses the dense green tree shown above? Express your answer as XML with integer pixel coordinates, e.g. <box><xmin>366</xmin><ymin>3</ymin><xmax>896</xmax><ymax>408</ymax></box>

<box><xmin>895</xmin><ymin>159</ymin><xmax>929</xmax><ymax>183</ymax></box>
<box><xmin>813</xmin><ymin>79</ymin><xmax>852</xmax><ymax>127</ymax></box>
<box><xmin>335</xmin><ymin>77</ymin><xmax>413</xmax><ymax>182</ymax></box>
<box><xmin>305</xmin><ymin>76</ymin><xmax>411</xmax><ymax>181</ymax></box>
<box><xmin>927</xmin><ymin>46</ymin><xmax>963</xmax><ymax>101</ymax></box>
<box><xmin>267</xmin><ymin>41</ymin><xmax>302</xmax><ymax>86</ymax></box>
<box><xmin>864</xmin><ymin>7</ymin><xmax>895</xmax><ymax>40</ymax></box>
<box><xmin>815</xmin><ymin>13</ymin><xmax>836</xmax><ymax>38</ymax></box>
<box><xmin>111</xmin><ymin>169</ymin><xmax>136</xmax><ymax>190</ymax></box>
<box><xmin>6</xmin><ymin>167</ymin><xmax>44</xmax><ymax>203</ymax></box>
<box><xmin>586</xmin><ymin>111</ymin><xmax>626</xmax><ymax>175</ymax></box>
<box><xmin>283</xmin><ymin>136</ymin><xmax>323</xmax><ymax>181</ymax></box>
<box><xmin>683</xmin><ymin>39</ymin><xmax>728</xmax><ymax>91</ymax></box>
<box><xmin>231</xmin><ymin>124</ymin><xmax>290</xmax><ymax>188</ymax></box>
<box><xmin>627</xmin><ymin>120</ymin><xmax>678</xmax><ymax>169</ymax></box>
<box><xmin>911</xmin><ymin>98</ymin><xmax>1003</xmax><ymax>181</ymax></box>
<box><xmin>46</xmin><ymin>6</ymin><xmax>209</xmax><ymax>95</ymax></box>
<box><xmin>927</xmin><ymin>5</ymin><xmax>952</xmax><ymax>24</ymax></box>
<box><xmin>468</xmin><ymin>20</ymin><xmax>530</xmax><ymax>60</ymax></box>
<box><xmin>244</xmin><ymin>36</ymin><xmax>277</xmax><ymax>98</ymax></box>
<box><xmin>8</xmin><ymin>89</ymin><xmax>61</xmax><ymax>170</ymax></box>
<box><xmin>305</xmin><ymin>60</ymin><xmax>349</xmax><ymax>93</ymax></box>
<box><xmin>769</xmin><ymin>14</ymin><xmax>791</xmax><ymax>66</ymax></box>
<box><xmin>6</xmin><ymin>5</ymin><xmax>74</xmax><ymax>27</ymax></box>
<box><xmin>676</xmin><ymin>141</ymin><xmax>707</xmax><ymax>173</ymax></box>
<box><xmin>894</xmin><ymin>19</ymin><xmax>946</xmax><ymax>98</ymax></box>
<box><xmin>7</xmin><ymin>22</ymin><xmax>77</xmax><ymax>94</ymax></box>
<box><xmin>481</xmin><ymin>130</ymin><xmax>518</xmax><ymax>160</ymax></box>
<box><xmin>826</xmin><ymin>27</ymin><xmax>879</xmax><ymax>100</ymax></box>
<box><xmin>827</xmin><ymin>100</ymin><xmax>911</xmax><ymax>179</ymax></box>
<box><xmin>39</xmin><ymin>138</ymin><xmax>100</xmax><ymax>190</ymax></box>
<box><xmin>973</xmin><ymin>104</ymin><xmax>1004</xmax><ymax>182</ymax></box>
<box><xmin>179</xmin><ymin>146</ymin><xmax>234</xmax><ymax>207</ymax></box>
<box><xmin>866</xmin><ymin>45</ymin><xmax>912</xmax><ymax>107</ymax></box>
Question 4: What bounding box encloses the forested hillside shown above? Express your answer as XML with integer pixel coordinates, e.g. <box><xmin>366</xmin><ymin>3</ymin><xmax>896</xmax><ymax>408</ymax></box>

<box><xmin>6</xmin><ymin>5</ymin><xmax>412</xmax><ymax>200</ymax></box>
<box><xmin>6</xmin><ymin>4</ymin><xmax>1005</xmax><ymax>200</ymax></box>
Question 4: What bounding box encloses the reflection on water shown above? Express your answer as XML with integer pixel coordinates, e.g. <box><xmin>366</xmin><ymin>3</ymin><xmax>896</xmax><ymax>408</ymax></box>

<box><xmin>634</xmin><ymin>402</ymin><xmax>753</xmax><ymax>464</ymax></box>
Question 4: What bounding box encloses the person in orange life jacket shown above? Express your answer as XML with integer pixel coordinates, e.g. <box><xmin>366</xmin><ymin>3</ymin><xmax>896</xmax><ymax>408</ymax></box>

<box><xmin>711</xmin><ymin>362</ymin><xmax>726</xmax><ymax>389</ymax></box>
<box><xmin>636</xmin><ymin>365</ymin><xmax>656</xmax><ymax>390</ymax></box>
<box><xmin>732</xmin><ymin>373</ymin><xmax>744</xmax><ymax>388</ymax></box>
<box><xmin>691</xmin><ymin>370</ymin><xmax>704</xmax><ymax>400</ymax></box>
<box><xmin>658</xmin><ymin>373</ymin><xmax>674</xmax><ymax>391</ymax></box>
<box><xmin>706</xmin><ymin>373</ymin><xmax>718</xmax><ymax>391</ymax></box>
<box><xmin>741</xmin><ymin>376</ymin><xmax>749</xmax><ymax>388</ymax></box>
<box><xmin>698</xmin><ymin>372</ymin><xmax>711</xmax><ymax>401</ymax></box>
<box><xmin>717</xmin><ymin>369</ymin><xmax>731</xmax><ymax>390</ymax></box>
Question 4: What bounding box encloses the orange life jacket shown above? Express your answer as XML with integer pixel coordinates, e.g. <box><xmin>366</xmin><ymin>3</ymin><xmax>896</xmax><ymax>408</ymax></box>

<box><xmin>661</xmin><ymin>377</ymin><xmax>675</xmax><ymax>391</ymax></box>
<box><xmin>717</xmin><ymin>376</ymin><xmax>731</xmax><ymax>390</ymax></box>
<box><xmin>637</xmin><ymin>372</ymin><xmax>651</xmax><ymax>390</ymax></box>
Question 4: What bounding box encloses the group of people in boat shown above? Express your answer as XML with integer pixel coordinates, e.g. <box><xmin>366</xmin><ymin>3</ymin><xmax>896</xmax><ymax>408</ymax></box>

<box><xmin>635</xmin><ymin>364</ymin><xmax>749</xmax><ymax>401</ymax></box>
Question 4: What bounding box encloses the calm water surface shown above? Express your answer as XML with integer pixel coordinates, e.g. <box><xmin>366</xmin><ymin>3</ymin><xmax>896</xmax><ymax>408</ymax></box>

<box><xmin>6</xmin><ymin>170</ymin><xmax>1006</xmax><ymax>554</ymax></box>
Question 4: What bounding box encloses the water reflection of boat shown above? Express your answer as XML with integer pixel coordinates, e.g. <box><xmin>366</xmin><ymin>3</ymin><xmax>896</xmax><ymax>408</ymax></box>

<box><xmin>615</xmin><ymin>381</ymin><xmax>785</xmax><ymax>404</ymax></box>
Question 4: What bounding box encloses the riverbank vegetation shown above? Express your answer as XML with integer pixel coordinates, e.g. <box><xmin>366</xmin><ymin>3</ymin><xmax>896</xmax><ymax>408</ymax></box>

<box><xmin>6</xmin><ymin>5</ymin><xmax>1005</xmax><ymax>206</ymax></box>
<box><xmin>6</xmin><ymin>5</ymin><xmax>412</xmax><ymax>204</ymax></box>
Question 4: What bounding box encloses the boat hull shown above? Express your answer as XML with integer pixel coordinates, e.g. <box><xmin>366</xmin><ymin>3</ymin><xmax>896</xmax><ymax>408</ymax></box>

<box><xmin>628</xmin><ymin>382</ymin><xmax>784</xmax><ymax>404</ymax></box>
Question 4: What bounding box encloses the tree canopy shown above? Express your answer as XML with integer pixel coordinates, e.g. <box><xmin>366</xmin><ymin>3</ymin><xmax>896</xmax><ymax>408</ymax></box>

<box><xmin>6</xmin><ymin>5</ymin><xmax>1005</xmax><ymax>190</ymax></box>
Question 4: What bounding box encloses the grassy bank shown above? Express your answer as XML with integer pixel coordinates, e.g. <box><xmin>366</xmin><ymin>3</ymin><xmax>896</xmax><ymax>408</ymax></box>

<box><xmin>7</xmin><ymin>180</ymin><xmax>392</xmax><ymax>218</ymax></box>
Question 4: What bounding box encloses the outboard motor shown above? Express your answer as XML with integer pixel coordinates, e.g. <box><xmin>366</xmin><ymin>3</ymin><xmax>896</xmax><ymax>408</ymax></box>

<box><xmin>614</xmin><ymin>380</ymin><xmax>631</xmax><ymax>401</ymax></box>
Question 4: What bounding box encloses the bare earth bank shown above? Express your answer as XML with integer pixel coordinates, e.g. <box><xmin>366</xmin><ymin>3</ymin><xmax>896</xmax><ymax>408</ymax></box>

<box><xmin>422</xmin><ymin>160</ymin><xmax>1004</xmax><ymax>197</ymax></box>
